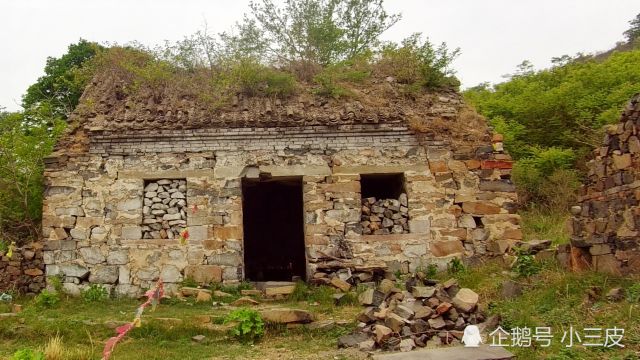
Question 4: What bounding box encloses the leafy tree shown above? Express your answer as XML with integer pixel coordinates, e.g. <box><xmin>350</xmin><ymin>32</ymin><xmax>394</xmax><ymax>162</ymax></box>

<box><xmin>624</xmin><ymin>13</ymin><xmax>640</xmax><ymax>42</ymax></box>
<box><xmin>246</xmin><ymin>0</ymin><xmax>400</xmax><ymax>65</ymax></box>
<box><xmin>0</xmin><ymin>109</ymin><xmax>64</xmax><ymax>243</ymax></box>
<box><xmin>22</xmin><ymin>39</ymin><xmax>102</xmax><ymax>121</ymax></box>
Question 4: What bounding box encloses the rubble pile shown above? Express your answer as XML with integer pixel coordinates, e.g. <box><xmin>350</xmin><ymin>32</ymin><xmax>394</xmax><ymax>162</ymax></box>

<box><xmin>311</xmin><ymin>263</ymin><xmax>387</xmax><ymax>292</ymax></box>
<box><xmin>339</xmin><ymin>275</ymin><xmax>484</xmax><ymax>352</ymax></box>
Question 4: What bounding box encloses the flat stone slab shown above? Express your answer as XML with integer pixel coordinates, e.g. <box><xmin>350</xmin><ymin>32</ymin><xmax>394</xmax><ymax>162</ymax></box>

<box><xmin>372</xmin><ymin>346</ymin><xmax>514</xmax><ymax>360</ymax></box>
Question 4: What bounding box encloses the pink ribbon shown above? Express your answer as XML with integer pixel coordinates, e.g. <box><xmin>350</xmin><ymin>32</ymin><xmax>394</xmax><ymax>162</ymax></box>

<box><xmin>102</xmin><ymin>278</ymin><xmax>164</xmax><ymax>360</ymax></box>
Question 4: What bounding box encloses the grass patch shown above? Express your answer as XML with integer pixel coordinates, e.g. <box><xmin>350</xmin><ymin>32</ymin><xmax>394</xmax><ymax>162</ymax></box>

<box><xmin>0</xmin><ymin>290</ymin><xmax>361</xmax><ymax>360</ymax></box>
<box><xmin>491</xmin><ymin>266</ymin><xmax>640</xmax><ymax>359</ymax></box>
<box><xmin>521</xmin><ymin>207</ymin><xmax>570</xmax><ymax>245</ymax></box>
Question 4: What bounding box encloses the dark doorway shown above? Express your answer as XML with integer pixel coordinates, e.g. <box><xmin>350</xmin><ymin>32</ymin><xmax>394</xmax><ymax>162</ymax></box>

<box><xmin>242</xmin><ymin>177</ymin><xmax>306</xmax><ymax>281</ymax></box>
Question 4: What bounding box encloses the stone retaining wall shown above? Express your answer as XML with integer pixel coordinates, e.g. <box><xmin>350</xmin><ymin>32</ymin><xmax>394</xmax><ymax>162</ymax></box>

<box><xmin>569</xmin><ymin>93</ymin><xmax>640</xmax><ymax>274</ymax></box>
<box><xmin>0</xmin><ymin>243</ymin><xmax>45</xmax><ymax>295</ymax></box>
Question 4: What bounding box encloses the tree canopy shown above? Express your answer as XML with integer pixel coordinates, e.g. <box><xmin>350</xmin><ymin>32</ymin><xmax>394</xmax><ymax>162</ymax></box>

<box><xmin>464</xmin><ymin>49</ymin><xmax>640</xmax><ymax>160</ymax></box>
<box><xmin>22</xmin><ymin>39</ymin><xmax>102</xmax><ymax>121</ymax></box>
<box><xmin>246</xmin><ymin>0</ymin><xmax>401</xmax><ymax>65</ymax></box>
<box><xmin>624</xmin><ymin>13</ymin><xmax>640</xmax><ymax>43</ymax></box>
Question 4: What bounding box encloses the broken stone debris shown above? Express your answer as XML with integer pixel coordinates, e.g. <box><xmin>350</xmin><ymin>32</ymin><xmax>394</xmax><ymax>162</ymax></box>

<box><xmin>339</xmin><ymin>275</ymin><xmax>484</xmax><ymax>352</ymax></box>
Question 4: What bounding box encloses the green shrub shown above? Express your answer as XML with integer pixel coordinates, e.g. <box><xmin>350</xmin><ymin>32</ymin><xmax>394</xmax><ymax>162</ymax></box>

<box><xmin>263</xmin><ymin>70</ymin><xmax>297</xmax><ymax>97</ymax></box>
<box><xmin>426</xmin><ymin>264</ymin><xmax>438</xmax><ymax>278</ymax></box>
<box><xmin>313</xmin><ymin>70</ymin><xmax>352</xmax><ymax>99</ymax></box>
<box><xmin>34</xmin><ymin>290</ymin><xmax>60</xmax><ymax>308</ymax></box>
<box><xmin>11</xmin><ymin>349</ymin><xmax>45</xmax><ymax>360</ymax></box>
<box><xmin>312</xmin><ymin>55</ymin><xmax>371</xmax><ymax>98</ymax></box>
<box><xmin>228</xmin><ymin>58</ymin><xmax>296</xmax><ymax>98</ymax></box>
<box><xmin>447</xmin><ymin>258</ymin><xmax>466</xmax><ymax>275</ymax></box>
<box><xmin>224</xmin><ymin>308</ymin><xmax>265</xmax><ymax>343</ymax></box>
<box><xmin>81</xmin><ymin>284</ymin><xmax>109</xmax><ymax>302</ymax></box>
<box><xmin>513</xmin><ymin>249</ymin><xmax>541</xmax><ymax>277</ymax></box>
<box><xmin>377</xmin><ymin>33</ymin><xmax>460</xmax><ymax>90</ymax></box>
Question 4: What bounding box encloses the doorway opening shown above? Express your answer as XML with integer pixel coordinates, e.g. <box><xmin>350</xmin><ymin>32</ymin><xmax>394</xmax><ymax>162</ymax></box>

<box><xmin>242</xmin><ymin>177</ymin><xmax>306</xmax><ymax>281</ymax></box>
<box><xmin>360</xmin><ymin>173</ymin><xmax>406</xmax><ymax>199</ymax></box>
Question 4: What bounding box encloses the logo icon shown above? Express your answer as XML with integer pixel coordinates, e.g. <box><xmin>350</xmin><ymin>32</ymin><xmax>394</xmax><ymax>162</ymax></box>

<box><xmin>462</xmin><ymin>325</ymin><xmax>483</xmax><ymax>347</ymax></box>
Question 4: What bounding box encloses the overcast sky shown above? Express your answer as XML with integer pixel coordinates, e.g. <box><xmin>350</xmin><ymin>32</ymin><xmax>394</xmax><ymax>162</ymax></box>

<box><xmin>1</xmin><ymin>0</ymin><xmax>638</xmax><ymax>111</ymax></box>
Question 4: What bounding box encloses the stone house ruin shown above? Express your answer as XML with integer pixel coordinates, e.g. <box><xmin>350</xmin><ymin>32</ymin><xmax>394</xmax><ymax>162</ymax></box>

<box><xmin>569</xmin><ymin>93</ymin><xmax>640</xmax><ymax>274</ymax></box>
<box><xmin>40</xmin><ymin>68</ymin><xmax>521</xmax><ymax>297</ymax></box>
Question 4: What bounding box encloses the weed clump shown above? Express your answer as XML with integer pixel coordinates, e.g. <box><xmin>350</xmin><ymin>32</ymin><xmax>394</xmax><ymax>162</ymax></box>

<box><xmin>81</xmin><ymin>284</ymin><xmax>109</xmax><ymax>302</ymax></box>
<box><xmin>447</xmin><ymin>258</ymin><xmax>466</xmax><ymax>275</ymax></box>
<box><xmin>11</xmin><ymin>349</ymin><xmax>44</xmax><ymax>360</ymax></box>
<box><xmin>224</xmin><ymin>308</ymin><xmax>265</xmax><ymax>344</ymax></box>
<box><xmin>513</xmin><ymin>248</ymin><xmax>541</xmax><ymax>278</ymax></box>
<box><xmin>34</xmin><ymin>290</ymin><xmax>60</xmax><ymax>308</ymax></box>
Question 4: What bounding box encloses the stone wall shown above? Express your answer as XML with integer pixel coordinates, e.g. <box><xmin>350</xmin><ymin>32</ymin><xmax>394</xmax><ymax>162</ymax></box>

<box><xmin>569</xmin><ymin>93</ymin><xmax>640</xmax><ymax>274</ymax></box>
<box><xmin>41</xmin><ymin>121</ymin><xmax>520</xmax><ymax>297</ymax></box>
<box><xmin>0</xmin><ymin>243</ymin><xmax>45</xmax><ymax>295</ymax></box>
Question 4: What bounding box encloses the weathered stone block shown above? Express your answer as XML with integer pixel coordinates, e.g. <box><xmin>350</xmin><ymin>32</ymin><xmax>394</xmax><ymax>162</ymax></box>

<box><xmin>403</xmin><ymin>243</ymin><xmax>428</xmax><ymax>257</ymax></box>
<box><xmin>462</xmin><ymin>202</ymin><xmax>501</xmax><ymax>215</ymax></box>
<box><xmin>115</xmin><ymin>284</ymin><xmax>141</xmax><ymax>297</ymax></box>
<box><xmin>408</xmin><ymin>219</ymin><xmax>430</xmax><ymax>234</ymax></box>
<box><xmin>161</xmin><ymin>265</ymin><xmax>183</xmax><ymax>283</ymax></box>
<box><xmin>589</xmin><ymin>244</ymin><xmax>611</xmax><ymax>256</ymax></box>
<box><xmin>137</xmin><ymin>266</ymin><xmax>160</xmax><ymax>281</ymax></box>
<box><xmin>593</xmin><ymin>254</ymin><xmax>621</xmax><ymax>275</ymax></box>
<box><xmin>62</xmin><ymin>283</ymin><xmax>81</xmax><ymax>296</ymax></box>
<box><xmin>207</xmin><ymin>253</ymin><xmax>242</xmax><ymax>267</ymax></box>
<box><xmin>89</xmin><ymin>265</ymin><xmax>119</xmax><ymax>284</ymax></box>
<box><xmin>184</xmin><ymin>265</ymin><xmax>222</xmax><ymax>284</ymax></box>
<box><xmin>488</xmin><ymin>240</ymin><xmax>512</xmax><ymax>254</ymax></box>
<box><xmin>117</xmin><ymin>198</ymin><xmax>142</xmax><ymax>212</ymax></box>
<box><xmin>502</xmin><ymin>228</ymin><xmax>523</xmax><ymax>240</ymax></box>
<box><xmin>612</xmin><ymin>154</ymin><xmax>632</xmax><ymax>170</ymax></box>
<box><xmin>213</xmin><ymin>226</ymin><xmax>243</xmax><ymax>240</ymax></box>
<box><xmin>478</xmin><ymin>180</ymin><xmax>516</xmax><ymax>192</ymax></box>
<box><xmin>326</xmin><ymin>210</ymin><xmax>360</xmax><ymax>223</ymax></box>
<box><xmin>458</xmin><ymin>214</ymin><xmax>476</xmax><ymax>229</ymax></box>
<box><xmin>223</xmin><ymin>267</ymin><xmax>240</xmax><ymax>281</ymax></box>
<box><xmin>189</xmin><ymin>226</ymin><xmax>208</xmax><ymax>241</ymax></box>
<box><xmin>121</xmin><ymin>226</ymin><xmax>142</xmax><ymax>240</ymax></box>
<box><xmin>107</xmin><ymin>250</ymin><xmax>129</xmax><ymax>265</ymax></box>
<box><xmin>203</xmin><ymin>240</ymin><xmax>225</xmax><ymax>250</ymax></box>
<box><xmin>322</xmin><ymin>182</ymin><xmax>360</xmax><ymax>193</ymax></box>
<box><xmin>60</xmin><ymin>240</ymin><xmax>77</xmax><ymax>251</ymax></box>
<box><xmin>430</xmin><ymin>240</ymin><xmax>465</xmax><ymax>257</ymax></box>
<box><xmin>79</xmin><ymin>247</ymin><xmax>105</xmax><ymax>265</ymax></box>
<box><xmin>428</xmin><ymin>160</ymin><xmax>448</xmax><ymax>173</ymax></box>
<box><xmin>118</xmin><ymin>266</ymin><xmax>130</xmax><ymax>284</ymax></box>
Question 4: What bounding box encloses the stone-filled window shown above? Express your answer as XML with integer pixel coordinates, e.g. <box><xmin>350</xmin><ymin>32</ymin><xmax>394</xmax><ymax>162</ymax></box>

<box><xmin>142</xmin><ymin>179</ymin><xmax>187</xmax><ymax>239</ymax></box>
<box><xmin>360</xmin><ymin>173</ymin><xmax>409</xmax><ymax>235</ymax></box>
